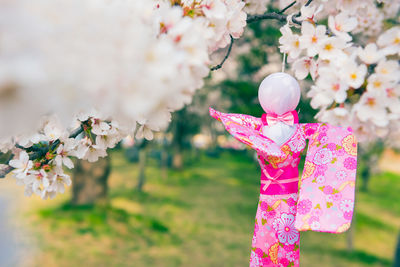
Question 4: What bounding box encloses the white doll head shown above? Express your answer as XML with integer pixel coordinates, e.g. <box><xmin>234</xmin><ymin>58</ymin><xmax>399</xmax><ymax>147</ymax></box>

<box><xmin>258</xmin><ymin>72</ymin><xmax>301</xmax><ymax>115</ymax></box>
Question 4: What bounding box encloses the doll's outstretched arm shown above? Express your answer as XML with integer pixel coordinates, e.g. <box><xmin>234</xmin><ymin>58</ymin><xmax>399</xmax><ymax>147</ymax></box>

<box><xmin>209</xmin><ymin>107</ymin><xmax>284</xmax><ymax>157</ymax></box>
<box><xmin>209</xmin><ymin>107</ymin><xmax>262</xmax><ymax>130</ymax></box>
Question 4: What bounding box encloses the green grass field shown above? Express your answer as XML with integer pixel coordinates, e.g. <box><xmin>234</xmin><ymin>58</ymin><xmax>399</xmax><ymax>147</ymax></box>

<box><xmin>22</xmin><ymin>150</ymin><xmax>400</xmax><ymax>266</ymax></box>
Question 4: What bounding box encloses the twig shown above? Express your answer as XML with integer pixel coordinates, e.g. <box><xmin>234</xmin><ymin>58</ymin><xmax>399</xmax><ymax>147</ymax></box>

<box><xmin>0</xmin><ymin>165</ymin><xmax>13</xmax><ymax>178</ymax></box>
<box><xmin>210</xmin><ymin>35</ymin><xmax>234</xmax><ymax>71</ymax></box>
<box><xmin>246</xmin><ymin>12</ymin><xmax>301</xmax><ymax>25</ymax></box>
<box><xmin>247</xmin><ymin>7</ymin><xmax>332</xmax><ymax>35</ymax></box>
<box><xmin>294</xmin><ymin>0</ymin><xmax>314</xmax><ymax>17</ymax></box>
<box><xmin>278</xmin><ymin>0</ymin><xmax>297</xmax><ymax>14</ymax></box>
<box><xmin>0</xmin><ymin>125</ymin><xmax>84</xmax><ymax>178</ymax></box>
<box><xmin>29</xmin><ymin>125</ymin><xmax>84</xmax><ymax>161</ymax></box>
<box><xmin>305</xmin><ymin>0</ymin><xmax>314</xmax><ymax>6</ymax></box>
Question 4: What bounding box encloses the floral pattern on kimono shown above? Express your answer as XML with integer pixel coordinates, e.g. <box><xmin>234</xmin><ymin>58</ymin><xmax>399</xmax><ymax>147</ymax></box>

<box><xmin>209</xmin><ymin>108</ymin><xmax>358</xmax><ymax>267</ymax></box>
<box><xmin>295</xmin><ymin>123</ymin><xmax>357</xmax><ymax>233</ymax></box>
<box><xmin>250</xmin><ymin>193</ymin><xmax>300</xmax><ymax>267</ymax></box>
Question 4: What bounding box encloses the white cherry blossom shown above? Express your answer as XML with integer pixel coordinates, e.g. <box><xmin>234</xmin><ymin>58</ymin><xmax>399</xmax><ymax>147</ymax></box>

<box><xmin>136</xmin><ymin>124</ymin><xmax>155</xmax><ymax>140</ymax></box>
<box><xmin>0</xmin><ymin>137</ymin><xmax>14</xmax><ymax>153</ymax></box>
<box><xmin>353</xmin><ymin>4</ymin><xmax>383</xmax><ymax>36</ymax></box>
<box><xmin>366</xmin><ymin>74</ymin><xmax>392</xmax><ymax>96</ymax></box>
<box><xmin>339</xmin><ymin>60</ymin><xmax>367</xmax><ymax>89</ymax></box>
<box><xmin>279</xmin><ymin>25</ymin><xmax>302</xmax><ymax>59</ymax></box>
<box><xmin>0</xmin><ymin>0</ymin><xmax>247</xmax><ymax>142</ymax></box>
<box><xmin>48</xmin><ymin>168</ymin><xmax>71</xmax><ymax>194</ymax></box>
<box><xmin>243</xmin><ymin>0</ymin><xmax>270</xmax><ymax>14</ymax></box>
<box><xmin>55</xmin><ymin>142</ymin><xmax>75</xmax><ymax>169</ymax></box>
<box><xmin>317</xmin><ymin>37</ymin><xmax>347</xmax><ymax>60</ymax></box>
<box><xmin>9</xmin><ymin>151</ymin><xmax>33</xmax><ymax>179</ymax></box>
<box><xmin>95</xmin><ymin>134</ymin><xmax>120</xmax><ymax>150</ymax></box>
<box><xmin>308</xmin><ymin>68</ymin><xmax>349</xmax><ymax>108</ymax></box>
<box><xmin>3</xmin><ymin>0</ymin><xmax>400</xmax><ymax>200</ymax></box>
<box><xmin>26</xmin><ymin>169</ymin><xmax>50</xmax><ymax>196</ymax></box>
<box><xmin>375</xmin><ymin>60</ymin><xmax>400</xmax><ymax>81</ymax></box>
<box><xmin>16</xmin><ymin>133</ymin><xmax>45</xmax><ymax>148</ymax></box>
<box><xmin>291</xmin><ymin>57</ymin><xmax>318</xmax><ymax>80</ymax></box>
<box><xmin>385</xmin><ymin>85</ymin><xmax>400</xmax><ymax>114</ymax></box>
<box><xmin>92</xmin><ymin>120</ymin><xmax>110</xmax><ymax>137</ymax></box>
<box><xmin>377</xmin><ymin>27</ymin><xmax>400</xmax><ymax>56</ymax></box>
<box><xmin>277</xmin><ymin>0</ymin><xmax>400</xmax><ymax>143</ymax></box>
<box><xmin>41</xmin><ymin>189</ymin><xmax>57</xmax><ymax>200</ymax></box>
<box><xmin>84</xmin><ymin>145</ymin><xmax>108</xmax><ymax>163</ymax></box>
<box><xmin>355</xmin><ymin>91</ymin><xmax>388</xmax><ymax>127</ymax></box>
<box><xmin>299</xmin><ymin>22</ymin><xmax>328</xmax><ymax>57</ymax></box>
<box><xmin>336</xmin><ymin>0</ymin><xmax>367</xmax><ymax>13</ymax></box>
<box><xmin>381</xmin><ymin>0</ymin><xmax>400</xmax><ymax>18</ymax></box>
<box><xmin>43</xmin><ymin>118</ymin><xmax>64</xmax><ymax>142</ymax></box>
<box><xmin>316</xmin><ymin>107</ymin><xmax>351</xmax><ymax>126</ymax></box>
<box><xmin>357</xmin><ymin>44</ymin><xmax>384</xmax><ymax>65</ymax></box>
<box><xmin>298</xmin><ymin>4</ymin><xmax>323</xmax><ymax>22</ymax></box>
<box><xmin>328</xmin><ymin>12</ymin><xmax>358</xmax><ymax>42</ymax></box>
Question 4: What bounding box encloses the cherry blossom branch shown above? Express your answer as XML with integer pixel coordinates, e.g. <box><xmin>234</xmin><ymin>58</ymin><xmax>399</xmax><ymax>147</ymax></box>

<box><xmin>31</xmin><ymin>125</ymin><xmax>84</xmax><ymax>161</ymax></box>
<box><xmin>211</xmin><ymin>1</ymin><xmax>318</xmax><ymax>71</ymax></box>
<box><xmin>294</xmin><ymin>0</ymin><xmax>314</xmax><ymax>17</ymax></box>
<box><xmin>278</xmin><ymin>1</ymin><xmax>297</xmax><ymax>14</ymax></box>
<box><xmin>247</xmin><ymin>5</ymin><xmax>333</xmax><ymax>36</ymax></box>
<box><xmin>0</xmin><ymin>166</ymin><xmax>13</xmax><ymax>179</ymax></box>
<box><xmin>210</xmin><ymin>35</ymin><xmax>234</xmax><ymax>71</ymax></box>
<box><xmin>246</xmin><ymin>12</ymin><xmax>301</xmax><ymax>25</ymax></box>
<box><xmin>305</xmin><ymin>0</ymin><xmax>314</xmax><ymax>7</ymax></box>
<box><xmin>0</xmin><ymin>125</ymin><xmax>84</xmax><ymax>178</ymax></box>
<box><xmin>247</xmin><ymin>0</ymin><xmax>316</xmax><ymax>25</ymax></box>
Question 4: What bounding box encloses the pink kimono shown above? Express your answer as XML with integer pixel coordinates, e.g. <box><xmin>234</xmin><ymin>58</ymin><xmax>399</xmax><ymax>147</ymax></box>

<box><xmin>209</xmin><ymin>108</ymin><xmax>358</xmax><ymax>267</ymax></box>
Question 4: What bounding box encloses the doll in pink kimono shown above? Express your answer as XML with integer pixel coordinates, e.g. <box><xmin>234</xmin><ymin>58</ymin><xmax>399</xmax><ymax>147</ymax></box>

<box><xmin>210</xmin><ymin>72</ymin><xmax>357</xmax><ymax>267</ymax></box>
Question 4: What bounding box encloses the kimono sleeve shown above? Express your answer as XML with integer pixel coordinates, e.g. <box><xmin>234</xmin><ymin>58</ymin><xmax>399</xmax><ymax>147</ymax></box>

<box><xmin>209</xmin><ymin>108</ymin><xmax>284</xmax><ymax>157</ymax></box>
<box><xmin>295</xmin><ymin>123</ymin><xmax>357</xmax><ymax>233</ymax></box>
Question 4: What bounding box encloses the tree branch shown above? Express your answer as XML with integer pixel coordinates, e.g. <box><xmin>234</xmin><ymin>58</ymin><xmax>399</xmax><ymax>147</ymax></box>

<box><xmin>210</xmin><ymin>0</ymin><xmax>320</xmax><ymax>71</ymax></box>
<box><xmin>246</xmin><ymin>12</ymin><xmax>302</xmax><ymax>25</ymax></box>
<box><xmin>0</xmin><ymin>125</ymin><xmax>84</xmax><ymax>179</ymax></box>
<box><xmin>278</xmin><ymin>1</ymin><xmax>297</xmax><ymax>14</ymax></box>
<box><xmin>210</xmin><ymin>35</ymin><xmax>234</xmax><ymax>71</ymax></box>
<box><xmin>294</xmin><ymin>0</ymin><xmax>314</xmax><ymax>17</ymax></box>
<box><xmin>0</xmin><ymin>165</ymin><xmax>13</xmax><ymax>179</ymax></box>
<box><xmin>247</xmin><ymin>6</ymin><xmax>332</xmax><ymax>36</ymax></box>
<box><xmin>305</xmin><ymin>0</ymin><xmax>314</xmax><ymax>6</ymax></box>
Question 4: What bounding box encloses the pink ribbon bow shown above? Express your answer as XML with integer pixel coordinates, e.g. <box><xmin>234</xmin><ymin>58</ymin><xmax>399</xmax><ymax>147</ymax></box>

<box><xmin>261</xmin><ymin>110</ymin><xmax>298</xmax><ymax>126</ymax></box>
<box><xmin>260</xmin><ymin>168</ymin><xmax>299</xmax><ymax>191</ymax></box>
<box><xmin>257</xmin><ymin>158</ymin><xmax>299</xmax><ymax>192</ymax></box>
<box><xmin>261</xmin><ymin>169</ymin><xmax>285</xmax><ymax>191</ymax></box>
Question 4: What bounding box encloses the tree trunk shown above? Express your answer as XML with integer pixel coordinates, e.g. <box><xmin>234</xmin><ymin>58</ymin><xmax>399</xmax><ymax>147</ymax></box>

<box><xmin>360</xmin><ymin>166</ymin><xmax>370</xmax><ymax>192</ymax></box>
<box><xmin>358</xmin><ymin>142</ymin><xmax>384</xmax><ymax>192</ymax></box>
<box><xmin>210</xmin><ymin>127</ymin><xmax>218</xmax><ymax>150</ymax></box>
<box><xmin>172</xmin><ymin>149</ymin><xmax>183</xmax><ymax>169</ymax></box>
<box><xmin>136</xmin><ymin>148</ymin><xmax>147</xmax><ymax>192</ymax></box>
<box><xmin>346</xmin><ymin>195</ymin><xmax>358</xmax><ymax>252</ymax></box>
<box><xmin>71</xmin><ymin>156</ymin><xmax>111</xmax><ymax>206</ymax></box>
<box><xmin>394</xmin><ymin>232</ymin><xmax>400</xmax><ymax>267</ymax></box>
<box><xmin>161</xmin><ymin>148</ymin><xmax>168</xmax><ymax>180</ymax></box>
<box><xmin>346</xmin><ymin>224</ymin><xmax>354</xmax><ymax>252</ymax></box>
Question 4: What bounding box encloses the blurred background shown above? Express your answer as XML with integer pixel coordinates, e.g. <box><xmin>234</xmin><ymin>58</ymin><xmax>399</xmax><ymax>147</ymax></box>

<box><xmin>1</xmin><ymin>15</ymin><xmax>400</xmax><ymax>267</ymax></box>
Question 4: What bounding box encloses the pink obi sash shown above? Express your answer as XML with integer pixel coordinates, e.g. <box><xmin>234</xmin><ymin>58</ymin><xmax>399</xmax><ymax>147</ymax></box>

<box><xmin>260</xmin><ymin>167</ymin><xmax>299</xmax><ymax>195</ymax></box>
